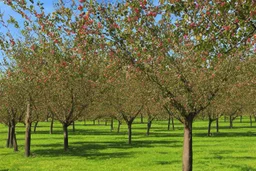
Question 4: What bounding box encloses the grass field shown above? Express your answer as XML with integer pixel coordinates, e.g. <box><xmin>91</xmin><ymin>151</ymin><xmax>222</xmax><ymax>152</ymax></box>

<box><xmin>0</xmin><ymin>117</ymin><xmax>256</xmax><ymax>171</ymax></box>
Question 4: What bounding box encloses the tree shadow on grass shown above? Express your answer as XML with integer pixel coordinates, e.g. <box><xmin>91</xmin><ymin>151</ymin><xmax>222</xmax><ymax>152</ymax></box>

<box><xmin>32</xmin><ymin>139</ymin><xmax>181</xmax><ymax>159</ymax></box>
<box><xmin>230</xmin><ymin>164</ymin><xmax>256</xmax><ymax>171</ymax></box>
<box><xmin>156</xmin><ymin>160</ymin><xmax>180</xmax><ymax>165</ymax></box>
<box><xmin>194</xmin><ymin>131</ymin><xmax>256</xmax><ymax>137</ymax></box>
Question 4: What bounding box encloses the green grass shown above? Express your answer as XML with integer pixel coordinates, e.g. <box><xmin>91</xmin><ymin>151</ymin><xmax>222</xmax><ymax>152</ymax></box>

<box><xmin>0</xmin><ymin>117</ymin><xmax>256</xmax><ymax>171</ymax></box>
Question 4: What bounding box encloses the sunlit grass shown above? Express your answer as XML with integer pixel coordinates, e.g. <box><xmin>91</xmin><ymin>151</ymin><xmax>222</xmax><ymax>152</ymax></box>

<box><xmin>0</xmin><ymin>117</ymin><xmax>256</xmax><ymax>171</ymax></box>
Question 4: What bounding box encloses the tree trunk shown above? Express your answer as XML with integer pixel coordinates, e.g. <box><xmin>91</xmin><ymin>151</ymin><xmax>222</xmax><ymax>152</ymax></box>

<box><xmin>240</xmin><ymin>116</ymin><xmax>242</xmax><ymax>123</ymax></box>
<box><xmin>207</xmin><ymin>117</ymin><xmax>213</xmax><ymax>136</ymax></box>
<box><xmin>25</xmin><ymin>102</ymin><xmax>32</xmax><ymax>157</ymax></box>
<box><xmin>63</xmin><ymin>123</ymin><xmax>68</xmax><ymax>151</ymax></box>
<box><xmin>110</xmin><ymin>118</ymin><xmax>114</xmax><ymax>132</ymax></box>
<box><xmin>229</xmin><ymin>116</ymin><xmax>233</xmax><ymax>129</ymax></box>
<box><xmin>167</xmin><ymin>114</ymin><xmax>171</xmax><ymax>131</ymax></box>
<box><xmin>128</xmin><ymin>122</ymin><xmax>132</xmax><ymax>145</ymax></box>
<box><xmin>84</xmin><ymin>117</ymin><xmax>86</xmax><ymax>125</ymax></box>
<box><xmin>6</xmin><ymin>124</ymin><xmax>11</xmax><ymax>148</ymax></box>
<box><xmin>7</xmin><ymin>120</ymin><xmax>16</xmax><ymax>149</ymax></box>
<box><xmin>98</xmin><ymin>119</ymin><xmax>100</xmax><ymax>125</ymax></box>
<box><xmin>93</xmin><ymin>120</ymin><xmax>95</xmax><ymax>125</ymax></box>
<box><xmin>117</xmin><ymin>120</ymin><xmax>121</xmax><ymax>133</ymax></box>
<box><xmin>182</xmin><ymin>119</ymin><xmax>193</xmax><ymax>171</ymax></box>
<box><xmin>50</xmin><ymin>117</ymin><xmax>54</xmax><ymax>134</ymax></box>
<box><xmin>13</xmin><ymin>133</ymin><xmax>18</xmax><ymax>152</ymax></box>
<box><xmin>140</xmin><ymin>113</ymin><xmax>143</xmax><ymax>123</ymax></box>
<box><xmin>33</xmin><ymin>121</ymin><xmax>38</xmax><ymax>133</ymax></box>
<box><xmin>250</xmin><ymin>116</ymin><xmax>252</xmax><ymax>127</ymax></box>
<box><xmin>72</xmin><ymin>121</ymin><xmax>75</xmax><ymax>132</ymax></box>
<box><xmin>11</xmin><ymin>119</ymin><xmax>17</xmax><ymax>151</ymax></box>
<box><xmin>172</xmin><ymin>117</ymin><xmax>175</xmax><ymax>130</ymax></box>
<box><xmin>105</xmin><ymin>119</ymin><xmax>107</xmax><ymax>126</ymax></box>
<box><xmin>146</xmin><ymin>120</ymin><xmax>152</xmax><ymax>136</ymax></box>
<box><xmin>24</xmin><ymin>122</ymin><xmax>31</xmax><ymax>157</ymax></box>
<box><xmin>216</xmin><ymin>118</ymin><xmax>219</xmax><ymax>133</ymax></box>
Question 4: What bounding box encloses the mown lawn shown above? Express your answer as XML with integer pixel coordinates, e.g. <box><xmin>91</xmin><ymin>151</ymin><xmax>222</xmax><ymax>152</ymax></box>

<box><xmin>0</xmin><ymin>117</ymin><xmax>256</xmax><ymax>171</ymax></box>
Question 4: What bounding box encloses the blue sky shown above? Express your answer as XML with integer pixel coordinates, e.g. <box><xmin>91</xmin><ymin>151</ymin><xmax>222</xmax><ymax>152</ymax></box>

<box><xmin>0</xmin><ymin>1</ymin><xmax>57</xmax><ymax>65</ymax></box>
<box><xmin>0</xmin><ymin>0</ymin><xmax>161</xmax><ymax>67</ymax></box>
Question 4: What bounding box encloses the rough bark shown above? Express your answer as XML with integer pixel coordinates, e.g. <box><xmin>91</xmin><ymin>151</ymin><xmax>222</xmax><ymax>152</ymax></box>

<box><xmin>25</xmin><ymin>122</ymin><xmax>31</xmax><ymax>157</ymax></box>
<box><xmin>11</xmin><ymin>119</ymin><xmax>17</xmax><ymax>151</ymax></box>
<box><xmin>167</xmin><ymin>114</ymin><xmax>171</xmax><ymax>131</ymax></box>
<box><xmin>146</xmin><ymin>120</ymin><xmax>152</xmax><ymax>136</ymax></box>
<box><xmin>182</xmin><ymin>118</ymin><xmax>193</xmax><ymax>171</ymax></box>
<box><xmin>110</xmin><ymin>118</ymin><xmax>114</xmax><ymax>132</ymax></box>
<box><xmin>6</xmin><ymin>124</ymin><xmax>11</xmax><ymax>148</ymax></box>
<box><xmin>171</xmin><ymin>117</ymin><xmax>175</xmax><ymax>130</ymax></box>
<box><xmin>50</xmin><ymin>117</ymin><xmax>54</xmax><ymax>134</ymax></box>
<box><xmin>128</xmin><ymin>122</ymin><xmax>132</xmax><ymax>145</ymax></box>
<box><xmin>33</xmin><ymin>121</ymin><xmax>38</xmax><ymax>133</ymax></box>
<box><xmin>117</xmin><ymin>120</ymin><xmax>121</xmax><ymax>133</ymax></box>
<box><xmin>207</xmin><ymin>117</ymin><xmax>213</xmax><ymax>136</ymax></box>
<box><xmin>25</xmin><ymin>102</ymin><xmax>32</xmax><ymax>157</ymax></box>
<box><xmin>216</xmin><ymin>118</ymin><xmax>219</xmax><ymax>133</ymax></box>
<box><xmin>7</xmin><ymin>120</ymin><xmax>16</xmax><ymax>149</ymax></box>
<box><xmin>229</xmin><ymin>116</ymin><xmax>233</xmax><ymax>129</ymax></box>
<box><xmin>13</xmin><ymin>133</ymin><xmax>18</xmax><ymax>152</ymax></box>
<box><xmin>63</xmin><ymin>123</ymin><xmax>68</xmax><ymax>151</ymax></box>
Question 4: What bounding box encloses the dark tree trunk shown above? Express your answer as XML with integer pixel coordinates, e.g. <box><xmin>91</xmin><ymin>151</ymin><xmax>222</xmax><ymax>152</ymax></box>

<box><xmin>33</xmin><ymin>121</ymin><xmax>38</xmax><ymax>133</ymax></box>
<box><xmin>93</xmin><ymin>120</ymin><xmax>95</xmax><ymax>125</ymax></box>
<box><xmin>110</xmin><ymin>118</ymin><xmax>114</xmax><ymax>132</ymax></box>
<box><xmin>6</xmin><ymin>124</ymin><xmax>11</xmax><ymax>148</ymax></box>
<box><xmin>63</xmin><ymin>123</ymin><xmax>68</xmax><ymax>151</ymax></box>
<box><xmin>50</xmin><ymin>117</ymin><xmax>54</xmax><ymax>134</ymax></box>
<box><xmin>72</xmin><ymin>121</ymin><xmax>75</xmax><ymax>132</ymax></box>
<box><xmin>182</xmin><ymin>118</ymin><xmax>193</xmax><ymax>171</ymax></box>
<box><xmin>140</xmin><ymin>113</ymin><xmax>143</xmax><ymax>123</ymax></box>
<box><xmin>117</xmin><ymin>120</ymin><xmax>121</xmax><ymax>133</ymax></box>
<box><xmin>24</xmin><ymin>122</ymin><xmax>31</xmax><ymax>157</ymax></box>
<box><xmin>229</xmin><ymin>116</ymin><xmax>233</xmax><ymax>129</ymax></box>
<box><xmin>216</xmin><ymin>118</ymin><xmax>219</xmax><ymax>133</ymax></box>
<box><xmin>13</xmin><ymin>133</ymin><xmax>18</xmax><ymax>152</ymax></box>
<box><xmin>25</xmin><ymin>103</ymin><xmax>32</xmax><ymax>157</ymax></box>
<box><xmin>7</xmin><ymin>120</ymin><xmax>16</xmax><ymax>148</ymax></box>
<box><xmin>167</xmin><ymin>114</ymin><xmax>171</xmax><ymax>131</ymax></box>
<box><xmin>250</xmin><ymin>116</ymin><xmax>252</xmax><ymax>127</ymax></box>
<box><xmin>11</xmin><ymin>119</ymin><xmax>18</xmax><ymax>151</ymax></box>
<box><xmin>146</xmin><ymin>120</ymin><xmax>152</xmax><ymax>136</ymax></box>
<box><xmin>207</xmin><ymin>117</ymin><xmax>213</xmax><ymax>136</ymax></box>
<box><xmin>240</xmin><ymin>116</ymin><xmax>242</xmax><ymax>123</ymax></box>
<box><xmin>254</xmin><ymin>116</ymin><xmax>256</xmax><ymax>122</ymax></box>
<box><xmin>128</xmin><ymin>122</ymin><xmax>132</xmax><ymax>145</ymax></box>
<box><xmin>98</xmin><ymin>119</ymin><xmax>100</xmax><ymax>125</ymax></box>
<box><xmin>171</xmin><ymin>117</ymin><xmax>175</xmax><ymax>130</ymax></box>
